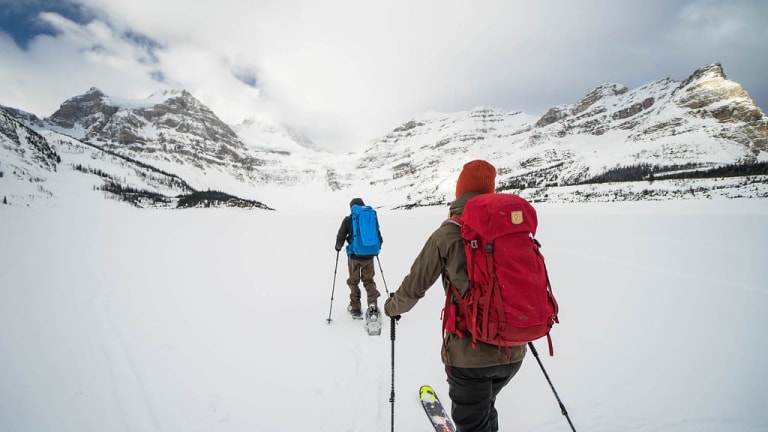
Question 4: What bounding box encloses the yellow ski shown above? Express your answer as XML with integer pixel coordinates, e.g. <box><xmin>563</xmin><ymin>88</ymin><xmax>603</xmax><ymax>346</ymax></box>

<box><xmin>419</xmin><ymin>385</ymin><xmax>456</xmax><ymax>432</ymax></box>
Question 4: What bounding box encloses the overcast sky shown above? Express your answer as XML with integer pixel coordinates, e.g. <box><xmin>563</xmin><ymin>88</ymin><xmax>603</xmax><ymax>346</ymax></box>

<box><xmin>1</xmin><ymin>0</ymin><xmax>766</xmax><ymax>153</ymax></box>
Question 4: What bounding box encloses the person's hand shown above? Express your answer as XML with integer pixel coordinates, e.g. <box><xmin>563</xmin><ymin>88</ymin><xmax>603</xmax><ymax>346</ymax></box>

<box><xmin>384</xmin><ymin>293</ymin><xmax>400</xmax><ymax>320</ymax></box>
<box><xmin>334</xmin><ymin>246</ymin><xmax>341</xmax><ymax>252</ymax></box>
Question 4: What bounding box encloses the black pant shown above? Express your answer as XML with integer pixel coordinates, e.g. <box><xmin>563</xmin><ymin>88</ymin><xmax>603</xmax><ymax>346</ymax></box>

<box><xmin>446</xmin><ymin>361</ymin><xmax>523</xmax><ymax>432</ymax></box>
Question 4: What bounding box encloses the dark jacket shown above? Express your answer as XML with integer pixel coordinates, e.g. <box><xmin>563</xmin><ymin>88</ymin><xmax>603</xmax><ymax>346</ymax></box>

<box><xmin>384</xmin><ymin>192</ymin><xmax>526</xmax><ymax>367</ymax></box>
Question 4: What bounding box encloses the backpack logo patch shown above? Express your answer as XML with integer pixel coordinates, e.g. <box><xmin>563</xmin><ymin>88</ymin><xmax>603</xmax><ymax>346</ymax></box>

<box><xmin>510</xmin><ymin>210</ymin><xmax>524</xmax><ymax>225</ymax></box>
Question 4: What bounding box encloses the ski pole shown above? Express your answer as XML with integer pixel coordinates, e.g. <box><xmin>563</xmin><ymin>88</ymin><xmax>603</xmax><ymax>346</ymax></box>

<box><xmin>528</xmin><ymin>342</ymin><xmax>576</xmax><ymax>432</ymax></box>
<box><xmin>326</xmin><ymin>250</ymin><xmax>340</xmax><ymax>323</ymax></box>
<box><xmin>389</xmin><ymin>294</ymin><xmax>396</xmax><ymax>432</ymax></box>
<box><xmin>376</xmin><ymin>255</ymin><xmax>391</xmax><ymax>296</ymax></box>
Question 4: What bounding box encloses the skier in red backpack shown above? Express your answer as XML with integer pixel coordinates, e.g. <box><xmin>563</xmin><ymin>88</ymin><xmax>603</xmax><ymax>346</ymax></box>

<box><xmin>384</xmin><ymin>160</ymin><xmax>526</xmax><ymax>432</ymax></box>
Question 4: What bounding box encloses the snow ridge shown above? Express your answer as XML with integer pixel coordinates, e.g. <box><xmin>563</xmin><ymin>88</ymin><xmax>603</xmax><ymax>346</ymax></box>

<box><xmin>1</xmin><ymin>63</ymin><xmax>767</xmax><ymax>208</ymax></box>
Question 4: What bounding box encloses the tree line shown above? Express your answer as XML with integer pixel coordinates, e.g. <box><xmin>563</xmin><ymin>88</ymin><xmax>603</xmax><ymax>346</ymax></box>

<box><xmin>579</xmin><ymin>161</ymin><xmax>768</xmax><ymax>184</ymax></box>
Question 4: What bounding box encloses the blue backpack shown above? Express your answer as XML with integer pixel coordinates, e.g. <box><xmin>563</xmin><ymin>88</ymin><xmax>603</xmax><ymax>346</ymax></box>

<box><xmin>347</xmin><ymin>204</ymin><xmax>381</xmax><ymax>256</ymax></box>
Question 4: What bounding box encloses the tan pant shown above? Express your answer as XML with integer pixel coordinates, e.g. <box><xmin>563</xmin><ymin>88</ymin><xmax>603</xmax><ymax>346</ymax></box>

<box><xmin>347</xmin><ymin>257</ymin><xmax>380</xmax><ymax>310</ymax></box>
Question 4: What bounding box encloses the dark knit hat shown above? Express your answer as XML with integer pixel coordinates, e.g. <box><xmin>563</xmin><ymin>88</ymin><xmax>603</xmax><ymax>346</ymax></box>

<box><xmin>349</xmin><ymin>197</ymin><xmax>365</xmax><ymax>208</ymax></box>
<box><xmin>455</xmin><ymin>160</ymin><xmax>496</xmax><ymax>197</ymax></box>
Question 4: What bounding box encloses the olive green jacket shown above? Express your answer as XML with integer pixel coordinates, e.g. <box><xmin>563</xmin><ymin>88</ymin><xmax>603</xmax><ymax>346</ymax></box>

<box><xmin>384</xmin><ymin>193</ymin><xmax>526</xmax><ymax>368</ymax></box>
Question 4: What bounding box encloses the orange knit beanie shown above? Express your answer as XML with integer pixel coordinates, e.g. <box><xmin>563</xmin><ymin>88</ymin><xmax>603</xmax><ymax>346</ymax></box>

<box><xmin>455</xmin><ymin>160</ymin><xmax>496</xmax><ymax>197</ymax></box>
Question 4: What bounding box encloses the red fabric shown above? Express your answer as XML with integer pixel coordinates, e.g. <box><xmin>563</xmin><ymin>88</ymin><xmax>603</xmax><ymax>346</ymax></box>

<box><xmin>444</xmin><ymin>193</ymin><xmax>559</xmax><ymax>351</ymax></box>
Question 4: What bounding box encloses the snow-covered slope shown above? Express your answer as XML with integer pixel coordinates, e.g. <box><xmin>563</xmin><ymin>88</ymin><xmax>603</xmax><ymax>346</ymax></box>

<box><xmin>0</xmin><ymin>109</ymin><xmax>60</xmax><ymax>202</ymax></box>
<box><xmin>2</xmin><ymin>63</ymin><xmax>767</xmax><ymax>209</ymax></box>
<box><xmin>44</xmin><ymin>88</ymin><xmax>327</xmax><ymax>194</ymax></box>
<box><xmin>350</xmin><ymin>63</ymin><xmax>768</xmax><ymax>206</ymax></box>
<box><xmin>1</xmin><ymin>196</ymin><xmax>767</xmax><ymax>431</ymax></box>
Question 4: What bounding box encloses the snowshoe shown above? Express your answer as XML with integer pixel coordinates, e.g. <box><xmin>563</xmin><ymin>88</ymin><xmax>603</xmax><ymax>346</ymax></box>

<box><xmin>348</xmin><ymin>304</ymin><xmax>363</xmax><ymax>320</ymax></box>
<box><xmin>364</xmin><ymin>304</ymin><xmax>382</xmax><ymax>335</ymax></box>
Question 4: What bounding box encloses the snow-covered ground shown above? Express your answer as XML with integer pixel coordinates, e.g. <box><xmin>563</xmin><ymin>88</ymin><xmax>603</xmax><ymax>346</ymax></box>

<box><xmin>1</xmin><ymin>180</ymin><xmax>767</xmax><ymax>431</ymax></box>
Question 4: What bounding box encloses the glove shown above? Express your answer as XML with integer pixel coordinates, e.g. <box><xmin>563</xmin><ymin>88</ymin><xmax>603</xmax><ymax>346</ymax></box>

<box><xmin>384</xmin><ymin>293</ymin><xmax>400</xmax><ymax>320</ymax></box>
<box><xmin>334</xmin><ymin>246</ymin><xmax>341</xmax><ymax>252</ymax></box>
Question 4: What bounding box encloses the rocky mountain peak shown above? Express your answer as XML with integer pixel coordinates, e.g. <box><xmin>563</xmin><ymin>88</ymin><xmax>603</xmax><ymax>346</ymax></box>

<box><xmin>671</xmin><ymin>63</ymin><xmax>767</xmax><ymax>151</ymax></box>
<box><xmin>139</xmin><ymin>90</ymin><xmax>241</xmax><ymax>146</ymax></box>
<box><xmin>146</xmin><ymin>89</ymin><xmax>215</xmax><ymax>120</ymax></box>
<box><xmin>536</xmin><ymin>84</ymin><xmax>630</xmax><ymax>127</ymax></box>
<box><xmin>572</xmin><ymin>83</ymin><xmax>629</xmax><ymax>115</ymax></box>
<box><xmin>44</xmin><ymin>87</ymin><xmax>242</xmax><ymax>147</ymax></box>
<box><xmin>47</xmin><ymin>87</ymin><xmax>115</xmax><ymax>129</ymax></box>
<box><xmin>674</xmin><ymin>62</ymin><xmax>751</xmax><ymax>109</ymax></box>
<box><xmin>2</xmin><ymin>63</ymin><xmax>766</xmax><ymax>208</ymax></box>
<box><xmin>152</xmin><ymin>89</ymin><xmax>199</xmax><ymax>108</ymax></box>
<box><xmin>0</xmin><ymin>105</ymin><xmax>45</xmax><ymax>128</ymax></box>
<box><xmin>679</xmin><ymin>63</ymin><xmax>726</xmax><ymax>87</ymax></box>
<box><xmin>85</xmin><ymin>86</ymin><xmax>106</xmax><ymax>95</ymax></box>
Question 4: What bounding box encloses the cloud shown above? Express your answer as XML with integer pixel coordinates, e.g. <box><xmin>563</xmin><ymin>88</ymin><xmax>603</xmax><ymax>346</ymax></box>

<box><xmin>1</xmin><ymin>0</ymin><xmax>766</xmax><ymax>152</ymax></box>
<box><xmin>0</xmin><ymin>0</ymin><xmax>95</xmax><ymax>48</ymax></box>
<box><xmin>0</xmin><ymin>10</ymin><xmax>162</xmax><ymax>116</ymax></box>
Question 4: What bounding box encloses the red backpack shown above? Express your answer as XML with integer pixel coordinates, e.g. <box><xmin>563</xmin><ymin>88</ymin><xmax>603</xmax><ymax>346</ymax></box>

<box><xmin>442</xmin><ymin>193</ymin><xmax>559</xmax><ymax>355</ymax></box>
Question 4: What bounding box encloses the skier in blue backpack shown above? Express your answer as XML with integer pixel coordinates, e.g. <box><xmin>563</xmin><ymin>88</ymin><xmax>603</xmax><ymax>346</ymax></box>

<box><xmin>335</xmin><ymin>198</ymin><xmax>383</xmax><ymax>318</ymax></box>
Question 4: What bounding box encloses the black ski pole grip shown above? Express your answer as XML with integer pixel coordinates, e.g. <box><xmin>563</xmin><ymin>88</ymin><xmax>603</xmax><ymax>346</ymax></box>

<box><xmin>389</xmin><ymin>293</ymin><xmax>396</xmax><ymax>341</ymax></box>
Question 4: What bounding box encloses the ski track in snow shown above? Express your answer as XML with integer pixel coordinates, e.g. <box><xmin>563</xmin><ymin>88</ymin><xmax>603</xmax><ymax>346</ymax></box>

<box><xmin>102</xmin><ymin>283</ymin><xmax>163</xmax><ymax>432</ymax></box>
<box><xmin>1</xmin><ymin>198</ymin><xmax>767</xmax><ymax>431</ymax></box>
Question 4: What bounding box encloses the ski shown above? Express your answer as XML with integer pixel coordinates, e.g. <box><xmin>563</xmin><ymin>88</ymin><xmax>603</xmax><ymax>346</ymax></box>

<box><xmin>364</xmin><ymin>305</ymin><xmax>382</xmax><ymax>335</ymax></box>
<box><xmin>419</xmin><ymin>385</ymin><xmax>456</xmax><ymax>432</ymax></box>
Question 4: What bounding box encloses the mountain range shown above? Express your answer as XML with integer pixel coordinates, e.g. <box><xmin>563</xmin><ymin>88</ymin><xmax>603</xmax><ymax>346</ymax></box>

<box><xmin>1</xmin><ymin>62</ymin><xmax>767</xmax><ymax>209</ymax></box>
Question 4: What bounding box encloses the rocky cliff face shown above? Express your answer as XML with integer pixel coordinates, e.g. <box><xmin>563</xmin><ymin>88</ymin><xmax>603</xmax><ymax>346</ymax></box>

<box><xmin>43</xmin><ymin>88</ymin><xmax>326</xmax><ymax>193</ymax></box>
<box><xmin>2</xmin><ymin>63</ymin><xmax>767</xmax><ymax>207</ymax></box>
<box><xmin>1</xmin><ymin>108</ymin><xmax>59</xmax><ymax>173</ymax></box>
<box><xmin>47</xmin><ymin>88</ymin><xmax>246</xmax><ymax>164</ymax></box>
<box><xmin>345</xmin><ymin>63</ymin><xmax>767</xmax><ymax>206</ymax></box>
<box><xmin>673</xmin><ymin>64</ymin><xmax>767</xmax><ymax>153</ymax></box>
<box><xmin>0</xmin><ymin>108</ymin><xmax>61</xmax><ymax>202</ymax></box>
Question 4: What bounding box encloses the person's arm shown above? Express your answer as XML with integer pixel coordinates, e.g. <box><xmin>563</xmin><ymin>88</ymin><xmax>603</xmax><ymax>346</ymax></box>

<box><xmin>335</xmin><ymin>217</ymin><xmax>349</xmax><ymax>251</ymax></box>
<box><xmin>384</xmin><ymin>231</ymin><xmax>445</xmax><ymax>317</ymax></box>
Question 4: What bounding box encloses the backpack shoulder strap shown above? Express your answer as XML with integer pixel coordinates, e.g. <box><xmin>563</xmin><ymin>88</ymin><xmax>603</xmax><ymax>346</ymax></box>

<box><xmin>442</xmin><ymin>216</ymin><xmax>462</xmax><ymax>228</ymax></box>
<box><xmin>439</xmin><ymin>215</ymin><xmax>464</xmax><ymax>296</ymax></box>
